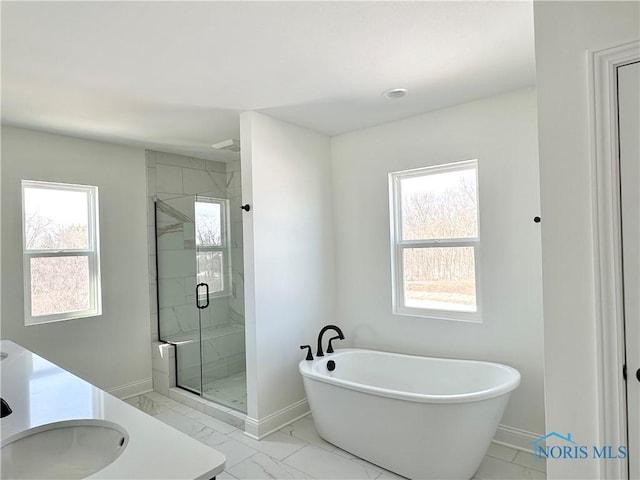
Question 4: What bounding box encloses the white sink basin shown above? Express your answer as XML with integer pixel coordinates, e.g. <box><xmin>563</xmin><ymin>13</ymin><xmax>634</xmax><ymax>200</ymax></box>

<box><xmin>1</xmin><ymin>419</ymin><xmax>129</xmax><ymax>479</ymax></box>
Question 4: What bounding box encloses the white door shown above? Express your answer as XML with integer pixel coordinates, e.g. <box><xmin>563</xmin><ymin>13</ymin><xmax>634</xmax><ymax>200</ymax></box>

<box><xmin>619</xmin><ymin>60</ymin><xmax>640</xmax><ymax>480</ymax></box>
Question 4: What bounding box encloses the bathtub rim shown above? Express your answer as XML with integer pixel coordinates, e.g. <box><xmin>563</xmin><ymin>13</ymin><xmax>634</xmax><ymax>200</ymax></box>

<box><xmin>299</xmin><ymin>348</ymin><xmax>520</xmax><ymax>404</ymax></box>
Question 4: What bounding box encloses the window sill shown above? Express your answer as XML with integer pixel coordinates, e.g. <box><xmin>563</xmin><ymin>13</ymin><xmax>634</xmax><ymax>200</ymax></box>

<box><xmin>393</xmin><ymin>307</ymin><xmax>482</xmax><ymax>324</ymax></box>
<box><xmin>25</xmin><ymin>310</ymin><xmax>101</xmax><ymax>327</ymax></box>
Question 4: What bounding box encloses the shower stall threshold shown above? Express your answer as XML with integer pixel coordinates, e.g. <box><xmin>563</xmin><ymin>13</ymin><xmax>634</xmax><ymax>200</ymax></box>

<box><xmin>168</xmin><ymin>387</ymin><xmax>246</xmax><ymax>429</ymax></box>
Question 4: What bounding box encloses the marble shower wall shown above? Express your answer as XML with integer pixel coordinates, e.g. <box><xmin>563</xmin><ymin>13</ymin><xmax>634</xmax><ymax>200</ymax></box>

<box><xmin>226</xmin><ymin>159</ymin><xmax>245</xmax><ymax>324</ymax></box>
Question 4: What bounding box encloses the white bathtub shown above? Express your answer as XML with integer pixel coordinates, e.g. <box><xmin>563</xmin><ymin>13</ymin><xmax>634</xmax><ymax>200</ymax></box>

<box><xmin>299</xmin><ymin>348</ymin><xmax>520</xmax><ymax>479</ymax></box>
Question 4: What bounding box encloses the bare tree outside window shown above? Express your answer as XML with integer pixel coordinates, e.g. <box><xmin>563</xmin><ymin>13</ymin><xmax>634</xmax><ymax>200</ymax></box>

<box><xmin>401</xmin><ymin>171</ymin><xmax>477</xmax><ymax>241</ymax></box>
<box><xmin>30</xmin><ymin>257</ymin><xmax>90</xmax><ymax>316</ymax></box>
<box><xmin>195</xmin><ymin>199</ymin><xmax>228</xmax><ymax>295</ymax></box>
<box><xmin>195</xmin><ymin>201</ymin><xmax>222</xmax><ymax>247</ymax></box>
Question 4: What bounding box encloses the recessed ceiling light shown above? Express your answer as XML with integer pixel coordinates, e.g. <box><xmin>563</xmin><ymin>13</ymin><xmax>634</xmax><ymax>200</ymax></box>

<box><xmin>382</xmin><ymin>88</ymin><xmax>408</xmax><ymax>99</ymax></box>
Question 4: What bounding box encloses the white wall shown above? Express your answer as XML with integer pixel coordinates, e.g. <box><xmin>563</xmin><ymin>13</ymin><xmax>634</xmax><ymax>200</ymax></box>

<box><xmin>0</xmin><ymin>131</ymin><xmax>3</xmax><ymax>335</ymax></box>
<box><xmin>240</xmin><ymin>112</ymin><xmax>334</xmax><ymax>433</ymax></box>
<box><xmin>331</xmin><ymin>88</ymin><xmax>544</xmax><ymax>443</ymax></box>
<box><xmin>1</xmin><ymin>126</ymin><xmax>152</xmax><ymax>395</ymax></box>
<box><xmin>534</xmin><ymin>2</ymin><xmax>640</xmax><ymax>478</ymax></box>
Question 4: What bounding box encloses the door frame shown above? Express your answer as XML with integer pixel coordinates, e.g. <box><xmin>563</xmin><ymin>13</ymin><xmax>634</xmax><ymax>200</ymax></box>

<box><xmin>589</xmin><ymin>40</ymin><xmax>640</xmax><ymax>480</ymax></box>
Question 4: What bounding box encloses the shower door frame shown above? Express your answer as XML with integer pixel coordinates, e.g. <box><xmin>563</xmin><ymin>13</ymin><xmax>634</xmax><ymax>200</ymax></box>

<box><xmin>155</xmin><ymin>195</ymin><xmax>205</xmax><ymax>397</ymax></box>
<box><xmin>155</xmin><ymin>193</ymin><xmax>238</xmax><ymax>403</ymax></box>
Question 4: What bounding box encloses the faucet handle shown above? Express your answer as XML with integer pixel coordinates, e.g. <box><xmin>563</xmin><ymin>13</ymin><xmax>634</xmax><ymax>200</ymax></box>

<box><xmin>1</xmin><ymin>398</ymin><xmax>12</xmax><ymax>418</ymax></box>
<box><xmin>299</xmin><ymin>345</ymin><xmax>313</xmax><ymax>361</ymax></box>
<box><xmin>327</xmin><ymin>335</ymin><xmax>343</xmax><ymax>354</ymax></box>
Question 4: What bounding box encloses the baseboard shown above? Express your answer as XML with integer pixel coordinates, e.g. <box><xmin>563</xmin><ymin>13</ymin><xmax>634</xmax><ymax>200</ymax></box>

<box><xmin>493</xmin><ymin>424</ymin><xmax>542</xmax><ymax>454</ymax></box>
<box><xmin>244</xmin><ymin>398</ymin><xmax>310</xmax><ymax>440</ymax></box>
<box><xmin>107</xmin><ymin>377</ymin><xmax>153</xmax><ymax>400</ymax></box>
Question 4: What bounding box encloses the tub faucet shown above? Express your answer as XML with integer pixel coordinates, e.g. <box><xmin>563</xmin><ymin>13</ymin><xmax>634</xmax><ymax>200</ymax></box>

<box><xmin>327</xmin><ymin>336</ymin><xmax>342</xmax><ymax>354</ymax></box>
<box><xmin>316</xmin><ymin>325</ymin><xmax>344</xmax><ymax>357</ymax></box>
<box><xmin>1</xmin><ymin>397</ymin><xmax>12</xmax><ymax>418</ymax></box>
<box><xmin>299</xmin><ymin>345</ymin><xmax>313</xmax><ymax>361</ymax></box>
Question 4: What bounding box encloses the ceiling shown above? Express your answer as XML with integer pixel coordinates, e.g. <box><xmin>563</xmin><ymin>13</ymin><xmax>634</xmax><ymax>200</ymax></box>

<box><xmin>1</xmin><ymin>1</ymin><xmax>535</xmax><ymax>161</ymax></box>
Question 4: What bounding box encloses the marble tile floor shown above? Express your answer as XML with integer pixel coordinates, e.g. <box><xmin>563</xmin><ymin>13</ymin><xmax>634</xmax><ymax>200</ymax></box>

<box><xmin>125</xmin><ymin>392</ymin><xmax>546</xmax><ymax>480</ymax></box>
<box><xmin>203</xmin><ymin>372</ymin><xmax>248</xmax><ymax>412</ymax></box>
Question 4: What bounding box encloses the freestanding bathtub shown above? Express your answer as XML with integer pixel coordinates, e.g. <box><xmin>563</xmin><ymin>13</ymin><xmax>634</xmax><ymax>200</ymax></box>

<box><xmin>299</xmin><ymin>348</ymin><xmax>520</xmax><ymax>480</ymax></box>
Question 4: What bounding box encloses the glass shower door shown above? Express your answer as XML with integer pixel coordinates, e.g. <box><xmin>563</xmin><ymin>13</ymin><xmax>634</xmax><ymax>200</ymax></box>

<box><xmin>155</xmin><ymin>195</ymin><xmax>203</xmax><ymax>396</ymax></box>
<box><xmin>194</xmin><ymin>197</ymin><xmax>224</xmax><ymax>402</ymax></box>
<box><xmin>195</xmin><ymin>196</ymin><xmax>246</xmax><ymax>411</ymax></box>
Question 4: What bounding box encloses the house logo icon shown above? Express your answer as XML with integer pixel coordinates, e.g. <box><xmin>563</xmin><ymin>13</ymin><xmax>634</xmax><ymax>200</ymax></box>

<box><xmin>531</xmin><ymin>432</ymin><xmax>577</xmax><ymax>460</ymax></box>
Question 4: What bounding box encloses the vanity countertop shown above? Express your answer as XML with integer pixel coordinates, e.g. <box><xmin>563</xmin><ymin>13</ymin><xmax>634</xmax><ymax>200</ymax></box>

<box><xmin>0</xmin><ymin>340</ymin><xmax>226</xmax><ymax>479</ymax></box>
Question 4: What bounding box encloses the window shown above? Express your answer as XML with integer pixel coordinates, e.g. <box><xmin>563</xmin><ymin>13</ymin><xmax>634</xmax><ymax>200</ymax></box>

<box><xmin>194</xmin><ymin>197</ymin><xmax>230</xmax><ymax>297</ymax></box>
<box><xmin>22</xmin><ymin>180</ymin><xmax>101</xmax><ymax>325</ymax></box>
<box><xmin>389</xmin><ymin>160</ymin><xmax>480</xmax><ymax>321</ymax></box>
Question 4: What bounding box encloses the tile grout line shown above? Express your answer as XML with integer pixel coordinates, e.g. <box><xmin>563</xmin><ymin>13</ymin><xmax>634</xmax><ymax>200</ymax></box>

<box><xmin>240</xmin><ymin>450</ymin><xmax>320</xmax><ymax>480</ymax></box>
<box><xmin>276</xmin><ymin>439</ymin><xmax>310</xmax><ymax>463</ymax></box>
<box><xmin>486</xmin><ymin>442</ymin><xmax>547</xmax><ymax>475</ymax></box>
<box><xmin>511</xmin><ymin>451</ymin><xmax>547</xmax><ymax>474</ymax></box>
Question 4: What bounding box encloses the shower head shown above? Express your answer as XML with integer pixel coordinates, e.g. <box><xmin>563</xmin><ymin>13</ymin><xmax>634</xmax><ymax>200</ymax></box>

<box><xmin>211</xmin><ymin>139</ymin><xmax>240</xmax><ymax>152</ymax></box>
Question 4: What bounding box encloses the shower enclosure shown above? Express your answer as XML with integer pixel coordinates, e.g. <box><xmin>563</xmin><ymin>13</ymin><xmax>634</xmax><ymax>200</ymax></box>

<box><xmin>155</xmin><ymin>183</ymin><xmax>246</xmax><ymax>412</ymax></box>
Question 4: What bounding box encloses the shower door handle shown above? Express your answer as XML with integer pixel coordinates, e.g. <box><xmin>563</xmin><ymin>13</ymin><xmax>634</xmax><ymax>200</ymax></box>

<box><xmin>196</xmin><ymin>283</ymin><xmax>210</xmax><ymax>309</ymax></box>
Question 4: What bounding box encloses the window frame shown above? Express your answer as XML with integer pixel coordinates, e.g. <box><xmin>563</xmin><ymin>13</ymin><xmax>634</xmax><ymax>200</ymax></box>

<box><xmin>22</xmin><ymin>180</ymin><xmax>102</xmax><ymax>325</ymax></box>
<box><xmin>388</xmin><ymin>159</ymin><xmax>482</xmax><ymax>322</ymax></box>
<box><xmin>194</xmin><ymin>196</ymin><xmax>231</xmax><ymax>299</ymax></box>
